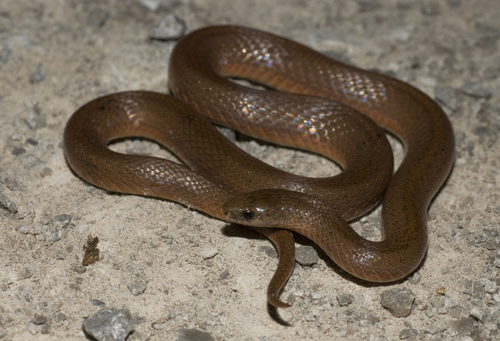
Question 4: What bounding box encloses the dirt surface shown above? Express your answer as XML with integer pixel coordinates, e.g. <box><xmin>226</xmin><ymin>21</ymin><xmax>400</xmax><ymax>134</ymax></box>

<box><xmin>1</xmin><ymin>0</ymin><xmax>499</xmax><ymax>340</ymax></box>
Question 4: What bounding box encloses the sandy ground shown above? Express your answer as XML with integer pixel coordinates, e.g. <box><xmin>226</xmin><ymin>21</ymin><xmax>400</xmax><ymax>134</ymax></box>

<box><xmin>1</xmin><ymin>0</ymin><xmax>499</xmax><ymax>340</ymax></box>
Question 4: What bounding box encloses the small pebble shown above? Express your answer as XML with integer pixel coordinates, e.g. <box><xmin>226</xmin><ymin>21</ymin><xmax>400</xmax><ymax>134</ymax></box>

<box><xmin>127</xmin><ymin>282</ymin><xmax>146</xmax><ymax>296</ymax></box>
<box><xmin>27</xmin><ymin>322</ymin><xmax>38</xmax><ymax>335</ymax></box>
<box><xmin>460</xmin><ymin>82</ymin><xmax>492</xmax><ymax>99</ymax></box>
<box><xmin>0</xmin><ymin>171</ymin><xmax>23</xmax><ymax>191</ymax></box>
<box><xmin>399</xmin><ymin>328</ymin><xmax>418</xmax><ymax>340</ymax></box>
<box><xmin>43</xmin><ymin>226</ymin><xmax>62</xmax><ymax>245</ymax></box>
<box><xmin>446</xmin><ymin>0</ymin><xmax>461</xmax><ymax>6</ymax></box>
<box><xmin>295</xmin><ymin>245</ymin><xmax>318</xmax><ymax>266</ymax></box>
<box><xmin>25</xmin><ymin>107</ymin><xmax>46</xmax><ymax>131</ymax></box>
<box><xmin>423</xmin><ymin>323</ymin><xmax>440</xmax><ymax>335</ymax></box>
<box><xmin>470</xmin><ymin>307</ymin><xmax>486</xmax><ymax>322</ymax></box>
<box><xmin>259</xmin><ymin>245</ymin><xmax>277</xmax><ymax>258</ymax></box>
<box><xmin>40</xmin><ymin>324</ymin><xmax>50</xmax><ymax>334</ymax></box>
<box><xmin>359</xmin><ymin>311</ymin><xmax>380</xmax><ymax>324</ymax></box>
<box><xmin>0</xmin><ymin>193</ymin><xmax>18</xmax><ymax>213</ymax></box>
<box><xmin>19</xmin><ymin>285</ymin><xmax>33</xmax><ymax>302</ymax></box>
<box><xmin>18</xmin><ymin>268</ymin><xmax>33</xmax><ymax>280</ymax></box>
<box><xmin>0</xmin><ymin>46</ymin><xmax>11</xmax><ymax>64</ymax></box>
<box><xmin>11</xmin><ymin>147</ymin><xmax>26</xmax><ymax>155</ymax></box>
<box><xmin>150</xmin><ymin>14</ymin><xmax>186</xmax><ymax>41</ymax></box>
<box><xmin>90</xmin><ymin>299</ymin><xmax>106</xmax><ymax>307</ymax></box>
<box><xmin>430</xmin><ymin>296</ymin><xmax>444</xmax><ymax>310</ymax></box>
<box><xmin>484</xmin><ymin>280</ymin><xmax>497</xmax><ymax>294</ymax></box>
<box><xmin>86</xmin><ymin>9</ymin><xmax>109</xmax><ymax>28</ymax></box>
<box><xmin>55</xmin><ymin>214</ymin><xmax>72</xmax><ymax>228</ymax></box>
<box><xmin>82</xmin><ymin>308</ymin><xmax>134</xmax><ymax>341</ymax></box>
<box><xmin>72</xmin><ymin>264</ymin><xmax>87</xmax><ymax>274</ymax></box>
<box><xmin>29</xmin><ymin>64</ymin><xmax>45</xmax><ymax>84</ymax></box>
<box><xmin>56</xmin><ymin>250</ymin><xmax>67</xmax><ymax>260</ymax></box>
<box><xmin>380</xmin><ymin>288</ymin><xmax>416</xmax><ymax>317</ymax></box>
<box><xmin>449</xmin><ymin>305</ymin><xmax>466</xmax><ymax>318</ymax></box>
<box><xmin>17</xmin><ymin>224</ymin><xmax>42</xmax><ymax>235</ymax></box>
<box><xmin>470</xmin><ymin>281</ymin><xmax>485</xmax><ymax>299</ymax></box>
<box><xmin>337</xmin><ymin>293</ymin><xmax>354</xmax><ymax>306</ymax></box>
<box><xmin>26</xmin><ymin>138</ymin><xmax>38</xmax><ymax>146</ymax></box>
<box><xmin>137</xmin><ymin>0</ymin><xmax>160</xmax><ymax>11</ymax></box>
<box><xmin>408</xmin><ymin>272</ymin><xmax>421</xmax><ymax>284</ymax></box>
<box><xmin>177</xmin><ymin>328</ymin><xmax>215</xmax><ymax>341</ymax></box>
<box><xmin>392</xmin><ymin>27</ymin><xmax>412</xmax><ymax>42</ymax></box>
<box><xmin>219</xmin><ymin>269</ymin><xmax>229</xmax><ymax>280</ymax></box>
<box><xmin>31</xmin><ymin>314</ymin><xmax>47</xmax><ymax>325</ymax></box>
<box><xmin>80</xmin><ymin>309</ymin><xmax>90</xmax><ymax>319</ymax></box>
<box><xmin>0</xmin><ymin>329</ymin><xmax>7</xmax><ymax>338</ymax></box>
<box><xmin>40</xmin><ymin>167</ymin><xmax>53</xmax><ymax>177</ymax></box>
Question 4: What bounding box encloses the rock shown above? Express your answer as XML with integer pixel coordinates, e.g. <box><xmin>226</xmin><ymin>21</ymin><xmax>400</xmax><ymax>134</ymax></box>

<box><xmin>82</xmin><ymin>308</ymin><xmax>134</xmax><ymax>341</ymax></box>
<box><xmin>149</xmin><ymin>14</ymin><xmax>186</xmax><ymax>41</ymax></box>
<box><xmin>259</xmin><ymin>245</ymin><xmax>277</xmax><ymax>258</ymax></box>
<box><xmin>337</xmin><ymin>293</ymin><xmax>354</xmax><ymax>307</ymax></box>
<box><xmin>127</xmin><ymin>282</ymin><xmax>146</xmax><ymax>296</ymax></box>
<box><xmin>470</xmin><ymin>307</ymin><xmax>486</xmax><ymax>322</ymax></box>
<box><xmin>43</xmin><ymin>226</ymin><xmax>62</xmax><ymax>245</ymax></box>
<box><xmin>31</xmin><ymin>314</ymin><xmax>47</xmax><ymax>325</ymax></box>
<box><xmin>295</xmin><ymin>245</ymin><xmax>318</xmax><ymax>266</ymax></box>
<box><xmin>27</xmin><ymin>322</ymin><xmax>38</xmax><ymax>335</ymax></box>
<box><xmin>380</xmin><ymin>288</ymin><xmax>416</xmax><ymax>317</ymax></box>
<box><xmin>0</xmin><ymin>193</ymin><xmax>18</xmax><ymax>213</ymax></box>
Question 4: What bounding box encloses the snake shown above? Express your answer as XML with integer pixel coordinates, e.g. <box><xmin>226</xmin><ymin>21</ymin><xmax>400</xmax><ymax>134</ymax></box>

<box><xmin>63</xmin><ymin>26</ymin><xmax>455</xmax><ymax>307</ymax></box>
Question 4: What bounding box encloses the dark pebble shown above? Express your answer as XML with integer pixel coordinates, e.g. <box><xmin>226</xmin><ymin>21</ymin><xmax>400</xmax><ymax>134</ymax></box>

<box><xmin>90</xmin><ymin>299</ymin><xmax>106</xmax><ymax>307</ymax></box>
<box><xmin>11</xmin><ymin>147</ymin><xmax>26</xmax><ymax>155</ymax></box>
<box><xmin>31</xmin><ymin>314</ymin><xmax>47</xmax><ymax>325</ymax></box>
<box><xmin>26</xmin><ymin>138</ymin><xmax>38</xmax><ymax>146</ymax></box>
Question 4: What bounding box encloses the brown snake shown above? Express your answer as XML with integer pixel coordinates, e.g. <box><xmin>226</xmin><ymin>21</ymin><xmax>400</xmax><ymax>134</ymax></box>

<box><xmin>63</xmin><ymin>26</ymin><xmax>455</xmax><ymax>307</ymax></box>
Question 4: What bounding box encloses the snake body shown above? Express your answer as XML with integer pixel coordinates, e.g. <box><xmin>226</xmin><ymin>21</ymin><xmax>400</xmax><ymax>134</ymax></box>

<box><xmin>64</xmin><ymin>26</ymin><xmax>454</xmax><ymax>306</ymax></box>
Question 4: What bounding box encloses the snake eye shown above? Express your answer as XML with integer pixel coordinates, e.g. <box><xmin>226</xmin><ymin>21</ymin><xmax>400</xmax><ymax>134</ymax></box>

<box><xmin>241</xmin><ymin>209</ymin><xmax>255</xmax><ymax>221</ymax></box>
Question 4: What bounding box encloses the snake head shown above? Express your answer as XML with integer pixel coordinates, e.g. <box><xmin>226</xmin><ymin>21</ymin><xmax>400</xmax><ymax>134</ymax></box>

<box><xmin>223</xmin><ymin>189</ymin><xmax>304</xmax><ymax>227</ymax></box>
